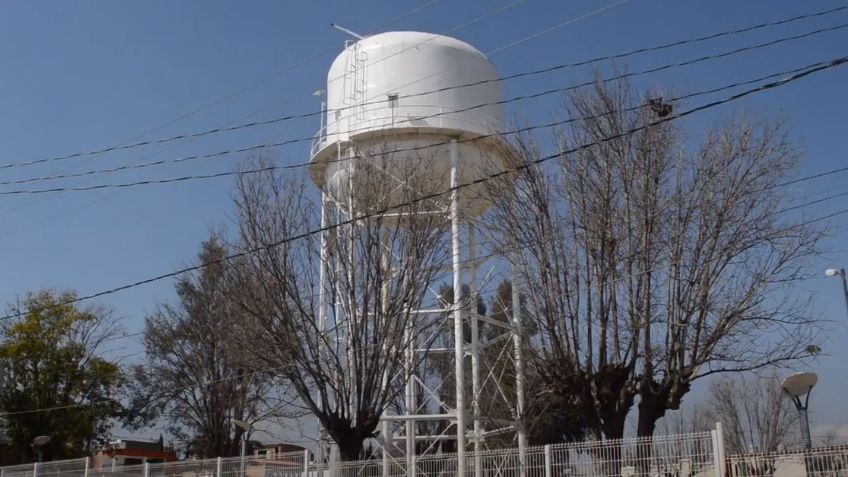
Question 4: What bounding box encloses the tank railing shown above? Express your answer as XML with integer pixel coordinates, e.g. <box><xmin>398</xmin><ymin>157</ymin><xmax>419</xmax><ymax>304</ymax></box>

<box><xmin>311</xmin><ymin>126</ymin><xmax>327</xmax><ymax>157</ymax></box>
<box><xmin>310</xmin><ymin>104</ymin><xmax>501</xmax><ymax>158</ymax></box>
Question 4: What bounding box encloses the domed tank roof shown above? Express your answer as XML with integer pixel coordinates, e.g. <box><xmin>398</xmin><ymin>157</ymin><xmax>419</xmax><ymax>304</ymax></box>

<box><xmin>349</xmin><ymin>31</ymin><xmax>489</xmax><ymax>60</ymax></box>
<box><xmin>308</xmin><ymin>30</ymin><xmax>514</xmax><ymax>220</ymax></box>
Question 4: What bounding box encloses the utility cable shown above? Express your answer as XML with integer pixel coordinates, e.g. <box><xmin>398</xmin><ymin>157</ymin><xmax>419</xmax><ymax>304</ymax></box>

<box><xmin>0</xmin><ymin>0</ymin><xmax>448</xmax><ymax>229</ymax></box>
<box><xmin>0</xmin><ymin>202</ymin><xmax>842</xmax><ymax>417</ymax></box>
<box><xmin>0</xmin><ymin>52</ymin><xmax>843</xmax><ymax>193</ymax></box>
<box><xmin>69</xmin><ymin>0</ymin><xmax>444</xmax><ymax>157</ymax></box>
<box><xmin>2</xmin><ymin>2</ymin><xmax>839</xmax><ymax>172</ymax></box>
<box><xmin>0</xmin><ymin>0</ymin><xmax>528</xmax><ymax>172</ymax></box>
<box><xmin>5</xmin><ymin>159</ymin><xmax>848</xmax><ymax>416</ymax></box>
<box><xmin>0</xmin><ymin>53</ymin><xmax>843</xmax><ymax>323</ymax></box>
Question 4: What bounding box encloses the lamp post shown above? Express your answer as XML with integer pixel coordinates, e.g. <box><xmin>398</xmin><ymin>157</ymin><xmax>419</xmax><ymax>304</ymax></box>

<box><xmin>781</xmin><ymin>372</ymin><xmax>817</xmax><ymax>449</ymax></box>
<box><xmin>825</xmin><ymin>268</ymin><xmax>848</xmax><ymax>321</ymax></box>
<box><xmin>32</xmin><ymin>435</ymin><xmax>51</xmax><ymax>463</ymax></box>
<box><xmin>233</xmin><ymin>420</ymin><xmax>251</xmax><ymax>477</ymax></box>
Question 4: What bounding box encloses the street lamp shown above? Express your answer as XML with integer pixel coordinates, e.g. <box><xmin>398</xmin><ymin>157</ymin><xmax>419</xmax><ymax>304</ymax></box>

<box><xmin>32</xmin><ymin>435</ymin><xmax>51</xmax><ymax>463</ymax></box>
<box><xmin>781</xmin><ymin>372</ymin><xmax>817</xmax><ymax>449</ymax></box>
<box><xmin>233</xmin><ymin>420</ymin><xmax>252</xmax><ymax>477</ymax></box>
<box><xmin>825</xmin><ymin>268</ymin><xmax>848</xmax><ymax>320</ymax></box>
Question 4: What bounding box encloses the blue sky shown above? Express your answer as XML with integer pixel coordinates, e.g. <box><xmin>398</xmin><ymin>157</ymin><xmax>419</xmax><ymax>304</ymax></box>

<box><xmin>0</xmin><ymin>0</ymin><xmax>846</xmax><ymax>442</ymax></box>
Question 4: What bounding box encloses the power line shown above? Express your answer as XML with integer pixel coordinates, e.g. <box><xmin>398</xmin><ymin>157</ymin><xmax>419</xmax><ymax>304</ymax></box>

<box><xmin>778</xmin><ymin>190</ymin><xmax>848</xmax><ymax>215</ymax></box>
<box><xmin>0</xmin><ymin>0</ymin><xmax>550</xmax><ymax>239</ymax></box>
<box><xmin>1</xmin><ymin>52</ymin><xmax>844</xmax><ymax>194</ymax></box>
<box><xmin>71</xmin><ymin>0</ymin><xmax>445</xmax><ymax>158</ymax></box>
<box><xmin>99</xmin><ymin>164</ymin><xmax>848</xmax><ymax>351</ymax></box>
<box><xmin>0</xmin><ymin>0</ymin><xmax>529</xmax><ymax>173</ymax></box>
<box><xmin>0</xmin><ymin>53</ymin><xmax>844</xmax><ymax>324</ymax></box>
<box><xmin>2</xmin><ymin>161</ymin><xmax>844</xmax><ymax>419</ymax></box>
<box><xmin>3</xmin><ymin>3</ymin><xmax>841</xmax><ymax>172</ymax></box>
<box><xmin>0</xmin><ymin>364</ymin><xmax>294</xmax><ymax>417</ymax></box>
<box><xmin>778</xmin><ymin>165</ymin><xmax>848</xmax><ymax>188</ymax></box>
<box><xmin>133</xmin><ymin>0</ymin><xmax>443</xmax><ymax>136</ymax></box>
<box><xmin>5</xmin><ymin>147</ymin><xmax>848</xmax><ymax>418</ymax></box>
<box><xmin>0</xmin><ymin>0</ymin><xmax>448</xmax><ymax>231</ymax></box>
<box><xmin>0</xmin><ymin>201</ymin><xmax>842</xmax><ymax>418</ymax></box>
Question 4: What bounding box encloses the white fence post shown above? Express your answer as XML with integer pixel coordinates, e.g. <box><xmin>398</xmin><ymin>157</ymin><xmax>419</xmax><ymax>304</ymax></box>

<box><xmin>715</xmin><ymin>422</ymin><xmax>726</xmax><ymax>477</ymax></box>
<box><xmin>84</xmin><ymin>457</ymin><xmax>90</xmax><ymax>477</ymax></box>
<box><xmin>711</xmin><ymin>429</ymin><xmax>720</xmax><ymax>477</ymax></box>
<box><xmin>216</xmin><ymin>457</ymin><xmax>222</xmax><ymax>477</ymax></box>
<box><xmin>143</xmin><ymin>462</ymin><xmax>150</xmax><ymax>477</ymax></box>
<box><xmin>32</xmin><ymin>462</ymin><xmax>38</xmax><ymax>477</ymax></box>
<box><xmin>303</xmin><ymin>450</ymin><xmax>310</xmax><ymax>477</ymax></box>
<box><xmin>544</xmin><ymin>445</ymin><xmax>552</xmax><ymax>477</ymax></box>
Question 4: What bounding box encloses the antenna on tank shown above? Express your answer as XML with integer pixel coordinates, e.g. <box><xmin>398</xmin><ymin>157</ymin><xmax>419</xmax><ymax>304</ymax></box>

<box><xmin>330</xmin><ymin>23</ymin><xmax>365</xmax><ymax>40</ymax></box>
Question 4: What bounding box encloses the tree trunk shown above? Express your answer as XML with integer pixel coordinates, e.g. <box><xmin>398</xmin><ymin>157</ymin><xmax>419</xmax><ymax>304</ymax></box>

<box><xmin>600</xmin><ymin>410</ymin><xmax>628</xmax><ymax>439</ymax></box>
<box><xmin>636</xmin><ymin>393</ymin><xmax>666</xmax><ymax>437</ymax></box>
<box><xmin>325</xmin><ymin>414</ymin><xmax>380</xmax><ymax>461</ymax></box>
<box><xmin>335</xmin><ymin>432</ymin><xmax>369</xmax><ymax>462</ymax></box>
<box><xmin>594</xmin><ymin>364</ymin><xmax>636</xmax><ymax>439</ymax></box>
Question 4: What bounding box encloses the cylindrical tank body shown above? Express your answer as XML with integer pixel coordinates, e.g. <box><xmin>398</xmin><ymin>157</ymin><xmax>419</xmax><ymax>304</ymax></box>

<box><xmin>309</xmin><ymin>31</ymin><xmax>513</xmax><ymax>219</ymax></box>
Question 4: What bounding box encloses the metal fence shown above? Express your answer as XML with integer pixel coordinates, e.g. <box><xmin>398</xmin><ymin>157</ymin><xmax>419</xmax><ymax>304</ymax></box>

<box><xmin>2</xmin><ymin>452</ymin><xmax>310</xmax><ymax>477</ymax></box>
<box><xmin>7</xmin><ymin>424</ymin><xmax>845</xmax><ymax>477</ymax></box>
<box><xmin>314</xmin><ymin>429</ymin><xmax>718</xmax><ymax>477</ymax></box>
<box><xmin>728</xmin><ymin>446</ymin><xmax>848</xmax><ymax>477</ymax></box>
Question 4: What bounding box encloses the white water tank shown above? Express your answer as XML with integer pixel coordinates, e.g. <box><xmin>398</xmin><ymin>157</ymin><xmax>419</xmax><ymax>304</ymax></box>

<box><xmin>309</xmin><ymin>31</ymin><xmax>514</xmax><ymax>219</ymax></box>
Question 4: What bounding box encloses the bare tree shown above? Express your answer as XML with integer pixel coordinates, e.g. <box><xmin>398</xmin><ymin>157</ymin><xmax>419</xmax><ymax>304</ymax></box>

<box><xmin>128</xmin><ymin>235</ymin><xmax>279</xmax><ymax>458</ymax></box>
<box><xmin>488</xmin><ymin>74</ymin><xmax>823</xmax><ymax>439</ymax></box>
<box><xmin>706</xmin><ymin>373</ymin><xmax>799</xmax><ymax>453</ymax></box>
<box><xmin>657</xmin><ymin>403</ymin><xmax>712</xmax><ymax>436</ymax></box>
<box><xmin>228</xmin><ymin>152</ymin><xmax>451</xmax><ymax>460</ymax></box>
<box><xmin>815</xmin><ymin>426</ymin><xmax>848</xmax><ymax>447</ymax></box>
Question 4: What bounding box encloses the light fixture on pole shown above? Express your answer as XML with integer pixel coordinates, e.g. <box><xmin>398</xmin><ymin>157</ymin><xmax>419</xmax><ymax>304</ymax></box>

<box><xmin>825</xmin><ymin>268</ymin><xmax>848</xmax><ymax>320</ymax></box>
<box><xmin>781</xmin><ymin>372</ymin><xmax>817</xmax><ymax>449</ymax></box>
<box><xmin>233</xmin><ymin>420</ymin><xmax>251</xmax><ymax>477</ymax></box>
<box><xmin>32</xmin><ymin>435</ymin><xmax>51</xmax><ymax>463</ymax></box>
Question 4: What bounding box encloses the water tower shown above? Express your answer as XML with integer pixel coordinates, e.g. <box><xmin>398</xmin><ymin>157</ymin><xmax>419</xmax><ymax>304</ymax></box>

<box><xmin>310</xmin><ymin>31</ymin><xmax>526</xmax><ymax>476</ymax></box>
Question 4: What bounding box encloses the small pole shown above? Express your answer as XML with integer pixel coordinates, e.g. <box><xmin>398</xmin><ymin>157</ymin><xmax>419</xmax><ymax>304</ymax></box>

<box><xmin>714</xmin><ymin>422</ymin><xmax>726</xmax><ymax>477</ymax></box>
<box><xmin>216</xmin><ymin>457</ymin><xmax>222</xmax><ymax>477</ymax></box>
<box><xmin>316</xmin><ymin>428</ymin><xmax>325</xmax><ymax>477</ymax></box>
<box><xmin>711</xmin><ymin>429</ymin><xmax>720</xmax><ymax>477</ymax></box>
<box><xmin>839</xmin><ymin>268</ymin><xmax>848</xmax><ymax>321</ymax></box>
<box><xmin>143</xmin><ymin>462</ymin><xmax>150</xmax><ymax>477</ymax></box>
<box><xmin>381</xmin><ymin>420</ymin><xmax>389</xmax><ymax>477</ymax></box>
<box><xmin>544</xmin><ymin>445</ymin><xmax>552</xmax><ymax>477</ymax></box>
<box><xmin>468</xmin><ymin>226</ymin><xmax>482</xmax><ymax>477</ymax></box>
<box><xmin>450</xmin><ymin>138</ymin><xmax>466</xmax><ymax>477</ymax></box>
<box><xmin>405</xmin><ymin>322</ymin><xmax>416</xmax><ymax>477</ymax></box>
<box><xmin>303</xmin><ymin>450</ymin><xmax>310</xmax><ymax>477</ymax></box>
<box><xmin>330</xmin><ymin>443</ymin><xmax>340</xmax><ymax>477</ymax></box>
<box><xmin>511</xmin><ymin>260</ymin><xmax>527</xmax><ymax>477</ymax></box>
<box><xmin>32</xmin><ymin>462</ymin><xmax>38</xmax><ymax>477</ymax></box>
<box><xmin>83</xmin><ymin>457</ymin><xmax>90</xmax><ymax>477</ymax></box>
<box><xmin>240</xmin><ymin>436</ymin><xmax>247</xmax><ymax>477</ymax></box>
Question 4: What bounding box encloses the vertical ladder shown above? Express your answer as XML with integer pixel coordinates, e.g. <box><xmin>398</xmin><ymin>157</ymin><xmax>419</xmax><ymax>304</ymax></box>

<box><xmin>343</xmin><ymin>42</ymin><xmax>368</xmax><ymax>131</ymax></box>
<box><xmin>353</xmin><ymin>45</ymin><xmax>368</xmax><ymax>124</ymax></box>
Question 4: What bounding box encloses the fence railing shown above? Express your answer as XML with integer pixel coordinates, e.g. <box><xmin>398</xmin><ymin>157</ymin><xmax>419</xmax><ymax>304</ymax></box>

<box><xmin>312</xmin><ymin>430</ymin><xmax>719</xmax><ymax>477</ymax></box>
<box><xmin>1</xmin><ymin>452</ymin><xmax>310</xmax><ymax>477</ymax></box>
<box><xmin>7</xmin><ymin>425</ymin><xmax>844</xmax><ymax>477</ymax></box>
<box><xmin>727</xmin><ymin>446</ymin><xmax>848</xmax><ymax>477</ymax></box>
